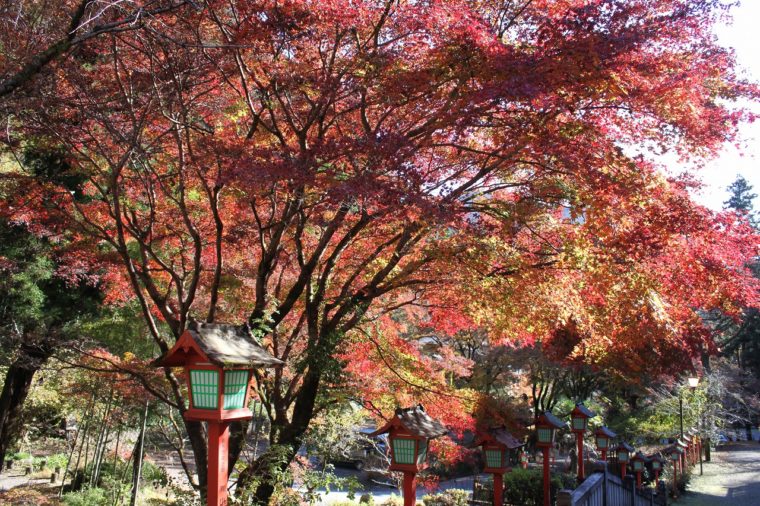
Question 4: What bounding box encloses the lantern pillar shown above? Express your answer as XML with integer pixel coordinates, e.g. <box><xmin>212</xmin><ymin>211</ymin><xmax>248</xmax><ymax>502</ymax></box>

<box><xmin>635</xmin><ymin>468</ymin><xmax>642</xmax><ymax>489</ymax></box>
<box><xmin>672</xmin><ymin>460</ymin><xmax>678</xmax><ymax>498</ymax></box>
<box><xmin>576</xmin><ymin>433</ymin><xmax>585</xmax><ymax>480</ymax></box>
<box><xmin>207</xmin><ymin>421</ymin><xmax>230</xmax><ymax>506</ymax></box>
<box><xmin>620</xmin><ymin>460</ymin><xmax>626</xmax><ymax>480</ymax></box>
<box><xmin>402</xmin><ymin>471</ymin><xmax>416</xmax><ymax>506</ymax></box>
<box><xmin>654</xmin><ymin>469</ymin><xmax>660</xmax><ymax>483</ymax></box>
<box><xmin>542</xmin><ymin>446</ymin><xmax>551</xmax><ymax>506</ymax></box>
<box><xmin>600</xmin><ymin>449</ymin><xmax>607</xmax><ymax>461</ymax></box>
<box><xmin>493</xmin><ymin>472</ymin><xmax>504</xmax><ymax>506</ymax></box>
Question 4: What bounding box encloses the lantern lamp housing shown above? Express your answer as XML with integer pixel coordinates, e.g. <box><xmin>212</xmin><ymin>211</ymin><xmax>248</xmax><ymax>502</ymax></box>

<box><xmin>570</xmin><ymin>403</ymin><xmax>595</xmax><ymax>433</ymax></box>
<box><xmin>535</xmin><ymin>411</ymin><xmax>568</xmax><ymax>448</ymax></box>
<box><xmin>616</xmin><ymin>443</ymin><xmax>634</xmax><ymax>463</ymax></box>
<box><xmin>595</xmin><ymin>426</ymin><xmax>616</xmax><ymax>451</ymax></box>
<box><xmin>631</xmin><ymin>452</ymin><xmax>647</xmax><ymax>472</ymax></box>
<box><xmin>368</xmin><ymin>405</ymin><xmax>447</xmax><ymax>473</ymax></box>
<box><xmin>154</xmin><ymin>322</ymin><xmax>283</xmax><ymax>423</ymax></box>
<box><xmin>474</xmin><ymin>427</ymin><xmax>524</xmax><ymax>474</ymax></box>
<box><xmin>649</xmin><ymin>454</ymin><xmax>665</xmax><ymax>470</ymax></box>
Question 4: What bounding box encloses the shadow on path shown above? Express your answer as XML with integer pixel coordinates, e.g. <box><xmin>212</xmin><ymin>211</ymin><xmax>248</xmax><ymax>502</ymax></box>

<box><xmin>675</xmin><ymin>442</ymin><xmax>760</xmax><ymax>506</ymax></box>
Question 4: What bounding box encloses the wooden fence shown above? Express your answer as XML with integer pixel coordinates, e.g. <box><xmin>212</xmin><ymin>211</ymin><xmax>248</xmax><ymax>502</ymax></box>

<box><xmin>556</xmin><ymin>470</ymin><xmax>667</xmax><ymax>506</ymax></box>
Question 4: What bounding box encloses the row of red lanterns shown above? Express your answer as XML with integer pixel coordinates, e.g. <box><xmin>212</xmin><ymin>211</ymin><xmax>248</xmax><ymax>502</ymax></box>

<box><xmin>154</xmin><ymin>325</ymin><xmax>703</xmax><ymax>506</ymax></box>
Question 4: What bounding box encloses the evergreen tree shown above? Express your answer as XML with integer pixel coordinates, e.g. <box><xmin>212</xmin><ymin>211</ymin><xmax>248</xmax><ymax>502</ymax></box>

<box><xmin>724</xmin><ymin>175</ymin><xmax>757</xmax><ymax>222</ymax></box>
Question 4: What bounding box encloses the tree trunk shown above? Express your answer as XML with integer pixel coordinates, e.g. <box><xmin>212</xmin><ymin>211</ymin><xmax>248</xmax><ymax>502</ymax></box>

<box><xmin>238</xmin><ymin>370</ymin><xmax>323</xmax><ymax>504</ymax></box>
<box><xmin>0</xmin><ymin>341</ymin><xmax>53</xmax><ymax>464</ymax></box>
<box><xmin>130</xmin><ymin>401</ymin><xmax>149</xmax><ymax>506</ymax></box>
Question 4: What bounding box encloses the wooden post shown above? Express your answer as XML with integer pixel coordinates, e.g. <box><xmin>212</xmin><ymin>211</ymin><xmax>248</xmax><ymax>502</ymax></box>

<box><xmin>543</xmin><ymin>446</ymin><xmax>551</xmax><ymax>506</ymax></box>
<box><xmin>672</xmin><ymin>461</ymin><xmax>678</xmax><ymax>498</ymax></box>
<box><xmin>493</xmin><ymin>472</ymin><xmax>503</xmax><ymax>506</ymax></box>
<box><xmin>402</xmin><ymin>471</ymin><xmax>416</xmax><ymax>506</ymax></box>
<box><xmin>577</xmin><ymin>432</ymin><xmax>585</xmax><ymax>481</ymax></box>
<box><xmin>207</xmin><ymin>421</ymin><xmax>230</xmax><ymax>506</ymax></box>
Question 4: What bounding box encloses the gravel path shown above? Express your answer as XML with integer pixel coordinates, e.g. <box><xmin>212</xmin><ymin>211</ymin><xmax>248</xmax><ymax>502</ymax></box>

<box><xmin>675</xmin><ymin>442</ymin><xmax>760</xmax><ymax>506</ymax></box>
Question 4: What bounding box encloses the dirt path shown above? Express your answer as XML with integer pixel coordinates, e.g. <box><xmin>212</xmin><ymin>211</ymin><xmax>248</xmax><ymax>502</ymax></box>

<box><xmin>675</xmin><ymin>442</ymin><xmax>760</xmax><ymax>506</ymax></box>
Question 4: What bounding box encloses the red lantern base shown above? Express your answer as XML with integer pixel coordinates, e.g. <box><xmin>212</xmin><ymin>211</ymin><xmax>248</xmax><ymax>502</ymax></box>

<box><xmin>207</xmin><ymin>421</ymin><xmax>230</xmax><ymax>506</ymax></box>
<box><xmin>493</xmin><ymin>473</ymin><xmax>503</xmax><ymax>506</ymax></box>
<box><xmin>402</xmin><ymin>471</ymin><xmax>416</xmax><ymax>506</ymax></box>
<box><xmin>542</xmin><ymin>446</ymin><xmax>550</xmax><ymax>506</ymax></box>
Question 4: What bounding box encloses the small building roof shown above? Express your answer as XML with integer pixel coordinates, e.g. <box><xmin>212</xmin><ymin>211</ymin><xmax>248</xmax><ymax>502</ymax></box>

<box><xmin>369</xmin><ymin>405</ymin><xmax>448</xmax><ymax>439</ymax></box>
<box><xmin>572</xmin><ymin>403</ymin><xmax>595</xmax><ymax>419</ymax></box>
<box><xmin>155</xmin><ymin>321</ymin><xmax>284</xmax><ymax>368</ymax></box>
<box><xmin>538</xmin><ymin>411</ymin><xmax>568</xmax><ymax>430</ymax></box>
<box><xmin>595</xmin><ymin>426</ymin><xmax>617</xmax><ymax>439</ymax></box>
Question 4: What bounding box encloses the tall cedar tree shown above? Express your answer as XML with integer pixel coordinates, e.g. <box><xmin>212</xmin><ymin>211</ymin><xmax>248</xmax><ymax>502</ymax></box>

<box><xmin>2</xmin><ymin>1</ymin><xmax>759</xmax><ymax>502</ymax></box>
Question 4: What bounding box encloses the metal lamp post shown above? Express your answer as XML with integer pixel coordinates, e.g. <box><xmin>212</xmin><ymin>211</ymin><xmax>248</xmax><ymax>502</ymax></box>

<box><xmin>595</xmin><ymin>426</ymin><xmax>616</xmax><ymax>462</ymax></box>
<box><xmin>570</xmin><ymin>403</ymin><xmax>595</xmax><ymax>481</ymax></box>
<box><xmin>474</xmin><ymin>428</ymin><xmax>524</xmax><ymax>506</ymax></box>
<box><xmin>369</xmin><ymin>405</ymin><xmax>447</xmax><ymax>506</ymax></box>
<box><xmin>535</xmin><ymin>411</ymin><xmax>567</xmax><ymax>506</ymax></box>
<box><xmin>154</xmin><ymin>322</ymin><xmax>283</xmax><ymax>506</ymax></box>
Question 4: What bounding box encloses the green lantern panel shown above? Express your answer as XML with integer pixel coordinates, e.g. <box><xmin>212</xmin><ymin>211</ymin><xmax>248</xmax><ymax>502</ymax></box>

<box><xmin>537</xmin><ymin>427</ymin><xmax>553</xmax><ymax>444</ymax></box>
<box><xmin>597</xmin><ymin>438</ymin><xmax>608</xmax><ymax>449</ymax></box>
<box><xmin>223</xmin><ymin>370</ymin><xmax>249</xmax><ymax>409</ymax></box>
<box><xmin>618</xmin><ymin>452</ymin><xmax>629</xmax><ymax>463</ymax></box>
<box><xmin>416</xmin><ymin>439</ymin><xmax>428</xmax><ymax>466</ymax></box>
<box><xmin>190</xmin><ymin>369</ymin><xmax>219</xmax><ymax>409</ymax></box>
<box><xmin>392</xmin><ymin>438</ymin><xmax>417</xmax><ymax>465</ymax></box>
<box><xmin>633</xmin><ymin>461</ymin><xmax>643</xmax><ymax>471</ymax></box>
<box><xmin>652</xmin><ymin>461</ymin><xmax>661</xmax><ymax>470</ymax></box>
<box><xmin>485</xmin><ymin>449</ymin><xmax>503</xmax><ymax>469</ymax></box>
<box><xmin>572</xmin><ymin>418</ymin><xmax>586</xmax><ymax>431</ymax></box>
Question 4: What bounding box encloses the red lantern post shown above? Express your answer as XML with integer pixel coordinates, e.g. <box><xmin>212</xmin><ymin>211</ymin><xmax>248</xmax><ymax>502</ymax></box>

<box><xmin>677</xmin><ymin>439</ymin><xmax>689</xmax><ymax>470</ymax></box>
<box><xmin>570</xmin><ymin>404</ymin><xmax>594</xmax><ymax>481</ymax></box>
<box><xmin>474</xmin><ymin>428</ymin><xmax>524</xmax><ymax>506</ymax></box>
<box><xmin>669</xmin><ymin>447</ymin><xmax>682</xmax><ymax>498</ymax></box>
<box><xmin>154</xmin><ymin>322</ymin><xmax>283</xmax><ymax>506</ymax></box>
<box><xmin>594</xmin><ymin>426</ymin><xmax>616</xmax><ymax>461</ymax></box>
<box><xmin>369</xmin><ymin>405</ymin><xmax>447</xmax><ymax>506</ymax></box>
<box><xmin>631</xmin><ymin>452</ymin><xmax>647</xmax><ymax>489</ymax></box>
<box><xmin>615</xmin><ymin>443</ymin><xmax>634</xmax><ymax>479</ymax></box>
<box><xmin>649</xmin><ymin>454</ymin><xmax>665</xmax><ymax>484</ymax></box>
<box><xmin>535</xmin><ymin>411</ymin><xmax>567</xmax><ymax>506</ymax></box>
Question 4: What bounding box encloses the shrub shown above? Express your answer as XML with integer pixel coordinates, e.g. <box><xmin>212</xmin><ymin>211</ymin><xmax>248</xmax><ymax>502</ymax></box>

<box><xmin>359</xmin><ymin>493</ymin><xmax>375</xmax><ymax>505</ymax></box>
<box><xmin>142</xmin><ymin>461</ymin><xmax>169</xmax><ymax>486</ymax></box>
<box><xmin>63</xmin><ymin>487</ymin><xmax>109</xmax><ymax>506</ymax></box>
<box><xmin>422</xmin><ymin>488</ymin><xmax>470</xmax><ymax>506</ymax></box>
<box><xmin>379</xmin><ymin>495</ymin><xmax>403</xmax><ymax>506</ymax></box>
<box><xmin>46</xmin><ymin>453</ymin><xmax>69</xmax><ymax>470</ymax></box>
<box><xmin>502</xmin><ymin>468</ymin><xmax>576</xmax><ymax>506</ymax></box>
<box><xmin>12</xmin><ymin>451</ymin><xmax>32</xmax><ymax>461</ymax></box>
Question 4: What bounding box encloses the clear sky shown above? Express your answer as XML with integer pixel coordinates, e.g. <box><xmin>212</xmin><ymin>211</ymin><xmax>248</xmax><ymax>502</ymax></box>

<box><xmin>691</xmin><ymin>1</ymin><xmax>760</xmax><ymax>210</ymax></box>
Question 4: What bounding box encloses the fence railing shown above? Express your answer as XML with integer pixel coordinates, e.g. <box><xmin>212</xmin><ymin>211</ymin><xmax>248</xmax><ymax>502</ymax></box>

<box><xmin>556</xmin><ymin>470</ymin><xmax>667</xmax><ymax>506</ymax></box>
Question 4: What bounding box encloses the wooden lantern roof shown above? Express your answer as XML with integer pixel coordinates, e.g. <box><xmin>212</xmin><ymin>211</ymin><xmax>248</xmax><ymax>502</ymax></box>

<box><xmin>648</xmin><ymin>453</ymin><xmax>665</xmax><ymax>464</ymax></box>
<box><xmin>571</xmin><ymin>403</ymin><xmax>595</xmax><ymax>419</ymax></box>
<box><xmin>631</xmin><ymin>451</ymin><xmax>648</xmax><ymax>463</ymax></box>
<box><xmin>155</xmin><ymin>322</ymin><xmax>284</xmax><ymax>368</ymax></box>
<box><xmin>616</xmin><ymin>442</ymin><xmax>634</xmax><ymax>453</ymax></box>
<box><xmin>473</xmin><ymin>427</ymin><xmax>525</xmax><ymax>450</ymax></box>
<box><xmin>369</xmin><ymin>404</ymin><xmax>448</xmax><ymax>439</ymax></box>
<box><xmin>537</xmin><ymin>411</ymin><xmax>568</xmax><ymax>430</ymax></box>
<box><xmin>595</xmin><ymin>426</ymin><xmax>617</xmax><ymax>439</ymax></box>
